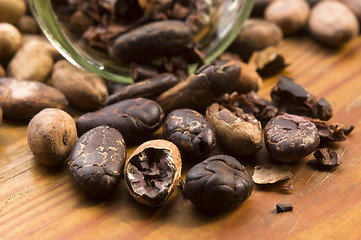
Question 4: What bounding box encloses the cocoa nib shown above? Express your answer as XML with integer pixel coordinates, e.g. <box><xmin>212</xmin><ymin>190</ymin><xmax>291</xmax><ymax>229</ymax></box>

<box><xmin>314</xmin><ymin>148</ymin><xmax>343</xmax><ymax>167</ymax></box>
<box><xmin>309</xmin><ymin>119</ymin><xmax>354</xmax><ymax>142</ymax></box>
<box><xmin>271</xmin><ymin>76</ymin><xmax>333</xmax><ymax>120</ymax></box>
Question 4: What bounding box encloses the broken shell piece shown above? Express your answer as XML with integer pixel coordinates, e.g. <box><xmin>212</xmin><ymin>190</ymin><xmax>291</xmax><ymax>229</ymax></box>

<box><xmin>252</xmin><ymin>164</ymin><xmax>293</xmax><ymax>184</ymax></box>
<box><xmin>124</xmin><ymin>140</ymin><xmax>182</xmax><ymax>207</ymax></box>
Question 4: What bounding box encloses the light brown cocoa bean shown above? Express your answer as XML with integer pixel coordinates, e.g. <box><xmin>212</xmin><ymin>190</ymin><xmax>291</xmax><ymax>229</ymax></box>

<box><xmin>7</xmin><ymin>40</ymin><xmax>55</xmax><ymax>82</ymax></box>
<box><xmin>27</xmin><ymin>108</ymin><xmax>77</xmax><ymax>166</ymax></box>
<box><xmin>0</xmin><ymin>64</ymin><xmax>5</xmax><ymax>77</ymax></box>
<box><xmin>15</xmin><ymin>15</ymin><xmax>40</xmax><ymax>34</ymax></box>
<box><xmin>340</xmin><ymin>0</ymin><xmax>361</xmax><ymax>24</ymax></box>
<box><xmin>0</xmin><ymin>78</ymin><xmax>68</xmax><ymax>120</ymax></box>
<box><xmin>265</xmin><ymin>0</ymin><xmax>310</xmax><ymax>35</ymax></box>
<box><xmin>0</xmin><ymin>23</ymin><xmax>22</xmax><ymax>62</ymax></box>
<box><xmin>0</xmin><ymin>0</ymin><xmax>26</xmax><ymax>24</ymax></box>
<box><xmin>50</xmin><ymin>60</ymin><xmax>108</xmax><ymax>111</ymax></box>
<box><xmin>308</xmin><ymin>1</ymin><xmax>359</xmax><ymax>47</ymax></box>
<box><xmin>228</xmin><ymin>18</ymin><xmax>283</xmax><ymax>61</ymax></box>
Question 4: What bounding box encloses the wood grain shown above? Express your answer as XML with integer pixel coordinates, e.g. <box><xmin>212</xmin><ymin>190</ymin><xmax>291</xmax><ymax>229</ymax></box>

<box><xmin>1</xmin><ymin>36</ymin><xmax>361</xmax><ymax>240</ymax></box>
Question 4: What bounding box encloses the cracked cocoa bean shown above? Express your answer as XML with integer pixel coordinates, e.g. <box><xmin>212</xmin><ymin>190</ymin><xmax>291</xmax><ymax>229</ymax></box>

<box><xmin>76</xmin><ymin>98</ymin><xmax>164</xmax><ymax>143</ymax></box>
<box><xmin>271</xmin><ymin>76</ymin><xmax>332</xmax><ymax>120</ymax></box>
<box><xmin>309</xmin><ymin>118</ymin><xmax>353</xmax><ymax>143</ymax></box>
<box><xmin>184</xmin><ymin>155</ymin><xmax>253</xmax><ymax>214</ymax></box>
<box><xmin>68</xmin><ymin>126</ymin><xmax>127</xmax><ymax>199</ymax></box>
<box><xmin>163</xmin><ymin>108</ymin><xmax>216</xmax><ymax>159</ymax></box>
<box><xmin>264</xmin><ymin>113</ymin><xmax>320</xmax><ymax>163</ymax></box>
<box><xmin>206</xmin><ymin>103</ymin><xmax>262</xmax><ymax>156</ymax></box>
<box><xmin>124</xmin><ymin>140</ymin><xmax>182</xmax><ymax>207</ymax></box>
<box><xmin>314</xmin><ymin>148</ymin><xmax>343</xmax><ymax>167</ymax></box>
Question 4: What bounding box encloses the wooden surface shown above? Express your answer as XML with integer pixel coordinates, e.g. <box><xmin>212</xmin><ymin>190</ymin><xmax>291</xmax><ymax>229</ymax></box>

<box><xmin>1</xmin><ymin>35</ymin><xmax>361</xmax><ymax>240</ymax></box>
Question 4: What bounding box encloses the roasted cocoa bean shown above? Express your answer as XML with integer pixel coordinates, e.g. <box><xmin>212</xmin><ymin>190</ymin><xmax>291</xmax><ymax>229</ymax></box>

<box><xmin>104</xmin><ymin>73</ymin><xmax>179</xmax><ymax>106</ymax></box>
<box><xmin>163</xmin><ymin>108</ymin><xmax>216</xmax><ymax>159</ymax></box>
<box><xmin>206</xmin><ymin>103</ymin><xmax>262</xmax><ymax>156</ymax></box>
<box><xmin>76</xmin><ymin>98</ymin><xmax>164</xmax><ymax>143</ymax></box>
<box><xmin>314</xmin><ymin>148</ymin><xmax>343</xmax><ymax>167</ymax></box>
<box><xmin>184</xmin><ymin>155</ymin><xmax>253</xmax><ymax>214</ymax></box>
<box><xmin>264</xmin><ymin>113</ymin><xmax>320</xmax><ymax>163</ymax></box>
<box><xmin>0</xmin><ymin>23</ymin><xmax>22</xmax><ymax>61</ymax></box>
<box><xmin>341</xmin><ymin>0</ymin><xmax>361</xmax><ymax>23</ymax></box>
<box><xmin>124</xmin><ymin>139</ymin><xmax>182</xmax><ymax>206</ymax></box>
<box><xmin>0</xmin><ymin>78</ymin><xmax>68</xmax><ymax>120</ymax></box>
<box><xmin>156</xmin><ymin>63</ymin><xmax>240</xmax><ymax>113</ymax></box>
<box><xmin>68</xmin><ymin>125</ymin><xmax>126</xmax><ymax>199</ymax></box>
<box><xmin>248</xmin><ymin>47</ymin><xmax>288</xmax><ymax>77</ymax></box>
<box><xmin>0</xmin><ymin>0</ymin><xmax>26</xmax><ymax>24</ymax></box>
<box><xmin>271</xmin><ymin>76</ymin><xmax>332</xmax><ymax>120</ymax></box>
<box><xmin>113</xmin><ymin>20</ymin><xmax>194</xmax><ymax>63</ymax></box>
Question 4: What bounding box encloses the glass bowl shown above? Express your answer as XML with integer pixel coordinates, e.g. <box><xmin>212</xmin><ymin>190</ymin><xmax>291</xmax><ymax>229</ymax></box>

<box><xmin>29</xmin><ymin>0</ymin><xmax>254</xmax><ymax>84</ymax></box>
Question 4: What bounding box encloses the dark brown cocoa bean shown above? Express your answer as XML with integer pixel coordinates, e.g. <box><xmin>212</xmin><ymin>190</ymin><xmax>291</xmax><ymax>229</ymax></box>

<box><xmin>104</xmin><ymin>73</ymin><xmax>179</xmax><ymax>106</ymax></box>
<box><xmin>113</xmin><ymin>20</ymin><xmax>194</xmax><ymax>63</ymax></box>
<box><xmin>184</xmin><ymin>155</ymin><xmax>253</xmax><ymax>214</ymax></box>
<box><xmin>271</xmin><ymin>76</ymin><xmax>332</xmax><ymax>120</ymax></box>
<box><xmin>68</xmin><ymin>126</ymin><xmax>127</xmax><ymax>199</ymax></box>
<box><xmin>0</xmin><ymin>78</ymin><xmax>68</xmax><ymax>120</ymax></box>
<box><xmin>163</xmin><ymin>108</ymin><xmax>216</xmax><ymax>159</ymax></box>
<box><xmin>76</xmin><ymin>98</ymin><xmax>164</xmax><ymax>143</ymax></box>
<box><xmin>264</xmin><ymin>113</ymin><xmax>320</xmax><ymax>163</ymax></box>
<box><xmin>156</xmin><ymin>63</ymin><xmax>240</xmax><ymax>113</ymax></box>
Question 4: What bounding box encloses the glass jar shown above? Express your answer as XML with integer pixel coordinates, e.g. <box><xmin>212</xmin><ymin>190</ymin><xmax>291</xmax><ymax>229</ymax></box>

<box><xmin>29</xmin><ymin>0</ymin><xmax>254</xmax><ymax>84</ymax></box>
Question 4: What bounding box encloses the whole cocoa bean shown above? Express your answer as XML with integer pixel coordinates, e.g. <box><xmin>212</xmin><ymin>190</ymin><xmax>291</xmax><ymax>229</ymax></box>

<box><xmin>27</xmin><ymin>108</ymin><xmax>77</xmax><ymax>166</ymax></box>
<box><xmin>0</xmin><ymin>78</ymin><xmax>68</xmax><ymax>120</ymax></box>
<box><xmin>50</xmin><ymin>60</ymin><xmax>109</xmax><ymax>111</ymax></box>
<box><xmin>113</xmin><ymin>20</ymin><xmax>194</xmax><ymax>63</ymax></box>
<box><xmin>104</xmin><ymin>73</ymin><xmax>179</xmax><ymax>106</ymax></box>
<box><xmin>76</xmin><ymin>98</ymin><xmax>164</xmax><ymax>143</ymax></box>
<box><xmin>184</xmin><ymin>155</ymin><xmax>253</xmax><ymax>214</ymax></box>
<box><xmin>0</xmin><ymin>0</ymin><xmax>26</xmax><ymax>24</ymax></box>
<box><xmin>265</xmin><ymin>0</ymin><xmax>310</xmax><ymax>35</ymax></box>
<box><xmin>0</xmin><ymin>23</ymin><xmax>22</xmax><ymax>62</ymax></box>
<box><xmin>15</xmin><ymin>15</ymin><xmax>40</xmax><ymax>34</ymax></box>
<box><xmin>251</xmin><ymin>0</ymin><xmax>275</xmax><ymax>16</ymax></box>
<box><xmin>7</xmin><ymin>40</ymin><xmax>54</xmax><ymax>82</ymax></box>
<box><xmin>308</xmin><ymin>1</ymin><xmax>359</xmax><ymax>47</ymax></box>
<box><xmin>163</xmin><ymin>108</ymin><xmax>216</xmax><ymax>159</ymax></box>
<box><xmin>341</xmin><ymin>0</ymin><xmax>361</xmax><ymax>23</ymax></box>
<box><xmin>228</xmin><ymin>19</ymin><xmax>283</xmax><ymax>61</ymax></box>
<box><xmin>68</xmin><ymin>126</ymin><xmax>127</xmax><ymax>199</ymax></box>
<box><xmin>124</xmin><ymin>140</ymin><xmax>182</xmax><ymax>206</ymax></box>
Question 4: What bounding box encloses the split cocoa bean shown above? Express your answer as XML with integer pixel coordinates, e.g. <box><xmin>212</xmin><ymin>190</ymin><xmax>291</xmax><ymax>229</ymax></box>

<box><xmin>124</xmin><ymin>139</ymin><xmax>182</xmax><ymax>207</ymax></box>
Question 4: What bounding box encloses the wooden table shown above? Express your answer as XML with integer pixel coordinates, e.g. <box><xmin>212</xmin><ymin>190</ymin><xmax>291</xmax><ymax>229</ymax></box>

<box><xmin>1</xmin><ymin>35</ymin><xmax>361</xmax><ymax>240</ymax></box>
